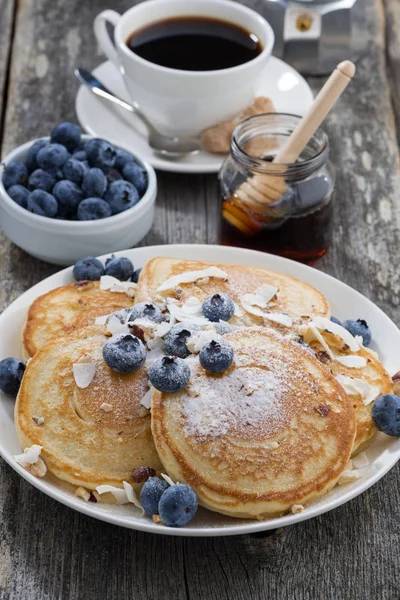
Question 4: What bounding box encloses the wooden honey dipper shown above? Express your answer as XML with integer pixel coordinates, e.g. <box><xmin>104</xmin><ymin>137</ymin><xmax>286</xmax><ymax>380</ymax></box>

<box><xmin>223</xmin><ymin>60</ymin><xmax>356</xmax><ymax>235</ymax></box>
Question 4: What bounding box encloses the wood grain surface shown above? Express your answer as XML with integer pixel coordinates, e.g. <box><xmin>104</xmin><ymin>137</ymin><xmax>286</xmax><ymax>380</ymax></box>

<box><xmin>0</xmin><ymin>0</ymin><xmax>399</xmax><ymax>598</ymax></box>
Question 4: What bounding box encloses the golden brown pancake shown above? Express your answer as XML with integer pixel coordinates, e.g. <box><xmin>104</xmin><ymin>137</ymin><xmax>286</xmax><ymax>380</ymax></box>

<box><xmin>22</xmin><ymin>281</ymin><xmax>134</xmax><ymax>359</ymax></box>
<box><xmin>135</xmin><ymin>257</ymin><xmax>330</xmax><ymax>331</ymax></box>
<box><xmin>151</xmin><ymin>327</ymin><xmax>356</xmax><ymax>519</ymax></box>
<box><xmin>16</xmin><ymin>325</ymin><xmax>162</xmax><ymax>489</ymax></box>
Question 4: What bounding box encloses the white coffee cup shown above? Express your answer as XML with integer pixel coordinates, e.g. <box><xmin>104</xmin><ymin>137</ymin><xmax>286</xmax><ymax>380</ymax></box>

<box><xmin>94</xmin><ymin>0</ymin><xmax>275</xmax><ymax>137</ymax></box>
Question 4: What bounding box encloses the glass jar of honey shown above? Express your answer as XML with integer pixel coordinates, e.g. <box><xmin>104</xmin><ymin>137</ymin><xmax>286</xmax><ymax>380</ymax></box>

<box><xmin>218</xmin><ymin>113</ymin><xmax>335</xmax><ymax>264</ymax></box>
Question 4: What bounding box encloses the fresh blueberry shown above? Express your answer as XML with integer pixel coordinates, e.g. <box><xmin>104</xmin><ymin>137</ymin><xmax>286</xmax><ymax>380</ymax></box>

<box><xmin>50</xmin><ymin>122</ymin><xmax>81</xmax><ymax>151</ymax></box>
<box><xmin>158</xmin><ymin>483</ymin><xmax>198</xmax><ymax>527</ymax></box>
<box><xmin>72</xmin><ymin>150</ymin><xmax>87</xmax><ymax>162</ymax></box>
<box><xmin>25</xmin><ymin>139</ymin><xmax>48</xmax><ymax>171</ymax></box>
<box><xmin>53</xmin><ymin>180</ymin><xmax>84</xmax><ymax>216</ymax></box>
<box><xmin>104</xmin><ymin>180</ymin><xmax>140</xmax><ymax>215</ymax></box>
<box><xmin>103</xmin><ymin>333</ymin><xmax>146</xmax><ymax>373</ymax></box>
<box><xmin>73</xmin><ymin>256</ymin><xmax>104</xmax><ymax>281</ymax></box>
<box><xmin>28</xmin><ymin>169</ymin><xmax>57</xmax><ymax>192</ymax></box>
<box><xmin>199</xmin><ymin>339</ymin><xmax>234</xmax><ymax>373</ymax></box>
<box><xmin>122</xmin><ymin>162</ymin><xmax>148</xmax><ymax>196</ymax></box>
<box><xmin>104</xmin><ymin>255</ymin><xmax>134</xmax><ymax>280</ymax></box>
<box><xmin>214</xmin><ymin>321</ymin><xmax>233</xmax><ymax>335</ymax></box>
<box><xmin>343</xmin><ymin>319</ymin><xmax>371</xmax><ymax>346</ymax></box>
<box><xmin>149</xmin><ymin>356</ymin><xmax>190</xmax><ymax>393</ymax></box>
<box><xmin>202</xmin><ymin>293</ymin><xmax>235</xmax><ymax>322</ymax></box>
<box><xmin>0</xmin><ymin>357</ymin><xmax>25</xmax><ymax>397</ymax></box>
<box><xmin>128</xmin><ymin>302</ymin><xmax>164</xmax><ymax>324</ymax></box>
<box><xmin>104</xmin><ymin>167</ymin><xmax>123</xmax><ymax>184</ymax></box>
<box><xmin>7</xmin><ymin>185</ymin><xmax>29</xmax><ymax>208</ymax></box>
<box><xmin>27</xmin><ymin>190</ymin><xmax>58</xmax><ymax>217</ymax></box>
<box><xmin>37</xmin><ymin>143</ymin><xmax>70</xmax><ymax>171</ymax></box>
<box><xmin>77</xmin><ymin>197</ymin><xmax>112</xmax><ymax>220</ymax></box>
<box><xmin>330</xmin><ymin>316</ymin><xmax>342</xmax><ymax>326</ymax></box>
<box><xmin>82</xmin><ymin>167</ymin><xmax>107</xmax><ymax>198</ymax></box>
<box><xmin>63</xmin><ymin>158</ymin><xmax>88</xmax><ymax>186</ymax></box>
<box><xmin>130</xmin><ymin>267</ymin><xmax>142</xmax><ymax>283</ymax></box>
<box><xmin>372</xmin><ymin>394</ymin><xmax>400</xmax><ymax>436</ymax></box>
<box><xmin>164</xmin><ymin>322</ymin><xmax>199</xmax><ymax>358</ymax></box>
<box><xmin>114</xmin><ymin>148</ymin><xmax>136</xmax><ymax>171</ymax></box>
<box><xmin>85</xmin><ymin>138</ymin><xmax>116</xmax><ymax>170</ymax></box>
<box><xmin>2</xmin><ymin>162</ymin><xmax>29</xmax><ymax>189</ymax></box>
<box><xmin>140</xmin><ymin>477</ymin><xmax>169</xmax><ymax>516</ymax></box>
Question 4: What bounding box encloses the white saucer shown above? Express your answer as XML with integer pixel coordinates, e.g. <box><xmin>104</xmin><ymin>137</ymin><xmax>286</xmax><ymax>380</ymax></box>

<box><xmin>75</xmin><ymin>58</ymin><xmax>314</xmax><ymax>174</ymax></box>
<box><xmin>1</xmin><ymin>244</ymin><xmax>400</xmax><ymax>537</ymax></box>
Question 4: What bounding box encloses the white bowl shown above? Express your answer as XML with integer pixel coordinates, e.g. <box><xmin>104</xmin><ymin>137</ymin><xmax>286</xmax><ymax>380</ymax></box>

<box><xmin>0</xmin><ymin>135</ymin><xmax>157</xmax><ymax>265</ymax></box>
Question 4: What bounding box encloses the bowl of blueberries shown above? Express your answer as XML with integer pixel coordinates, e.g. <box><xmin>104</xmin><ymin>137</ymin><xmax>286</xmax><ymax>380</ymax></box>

<box><xmin>0</xmin><ymin>122</ymin><xmax>157</xmax><ymax>265</ymax></box>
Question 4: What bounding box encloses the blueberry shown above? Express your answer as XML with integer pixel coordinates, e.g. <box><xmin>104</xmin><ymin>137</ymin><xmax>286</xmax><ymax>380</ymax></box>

<box><xmin>85</xmin><ymin>138</ymin><xmax>116</xmax><ymax>169</ymax></box>
<box><xmin>158</xmin><ymin>483</ymin><xmax>198</xmax><ymax>527</ymax></box>
<box><xmin>104</xmin><ymin>180</ymin><xmax>140</xmax><ymax>215</ymax></box>
<box><xmin>37</xmin><ymin>143</ymin><xmax>70</xmax><ymax>171</ymax></box>
<box><xmin>28</xmin><ymin>169</ymin><xmax>57</xmax><ymax>192</ymax></box>
<box><xmin>103</xmin><ymin>333</ymin><xmax>146</xmax><ymax>373</ymax></box>
<box><xmin>82</xmin><ymin>167</ymin><xmax>107</xmax><ymax>198</ymax></box>
<box><xmin>128</xmin><ymin>302</ymin><xmax>164</xmax><ymax>324</ymax></box>
<box><xmin>330</xmin><ymin>316</ymin><xmax>342</xmax><ymax>326</ymax></box>
<box><xmin>63</xmin><ymin>158</ymin><xmax>88</xmax><ymax>185</ymax></box>
<box><xmin>114</xmin><ymin>148</ymin><xmax>136</xmax><ymax>171</ymax></box>
<box><xmin>202</xmin><ymin>293</ymin><xmax>235</xmax><ymax>322</ymax></box>
<box><xmin>164</xmin><ymin>322</ymin><xmax>199</xmax><ymax>358</ymax></box>
<box><xmin>131</xmin><ymin>267</ymin><xmax>142</xmax><ymax>283</ymax></box>
<box><xmin>2</xmin><ymin>162</ymin><xmax>29</xmax><ymax>189</ymax></box>
<box><xmin>372</xmin><ymin>394</ymin><xmax>400</xmax><ymax>436</ymax></box>
<box><xmin>72</xmin><ymin>150</ymin><xmax>87</xmax><ymax>162</ymax></box>
<box><xmin>73</xmin><ymin>256</ymin><xmax>104</xmax><ymax>281</ymax></box>
<box><xmin>26</xmin><ymin>139</ymin><xmax>48</xmax><ymax>171</ymax></box>
<box><xmin>199</xmin><ymin>339</ymin><xmax>234</xmax><ymax>373</ymax></box>
<box><xmin>104</xmin><ymin>255</ymin><xmax>134</xmax><ymax>280</ymax></box>
<box><xmin>343</xmin><ymin>319</ymin><xmax>371</xmax><ymax>346</ymax></box>
<box><xmin>53</xmin><ymin>180</ymin><xmax>84</xmax><ymax>216</ymax></box>
<box><xmin>140</xmin><ymin>477</ymin><xmax>169</xmax><ymax>516</ymax></box>
<box><xmin>50</xmin><ymin>122</ymin><xmax>81</xmax><ymax>151</ymax></box>
<box><xmin>27</xmin><ymin>190</ymin><xmax>58</xmax><ymax>217</ymax></box>
<box><xmin>77</xmin><ymin>197</ymin><xmax>112</xmax><ymax>220</ymax></box>
<box><xmin>122</xmin><ymin>162</ymin><xmax>148</xmax><ymax>196</ymax></box>
<box><xmin>214</xmin><ymin>321</ymin><xmax>233</xmax><ymax>335</ymax></box>
<box><xmin>7</xmin><ymin>185</ymin><xmax>29</xmax><ymax>208</ymax></box>
<box><xmin>149</xmin><ymin>356</ymin><xmax>190</xmax><ymax>393</ymax></box>
<box><xmin>104</xmin><ymin>167</ymin><xmax>123</xmax><ymax>184</ymax></box>
<box><xmin>0</xmin><ymin>357</ymin><xmax>25</xmax><ymax>397</ymax></box>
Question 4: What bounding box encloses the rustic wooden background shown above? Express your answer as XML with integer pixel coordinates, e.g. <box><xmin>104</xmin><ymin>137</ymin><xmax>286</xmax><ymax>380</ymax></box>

<box><xmin>0</xmin><ymin>0</ymin><xmax>399</xmax><ymax>598</ymax></box>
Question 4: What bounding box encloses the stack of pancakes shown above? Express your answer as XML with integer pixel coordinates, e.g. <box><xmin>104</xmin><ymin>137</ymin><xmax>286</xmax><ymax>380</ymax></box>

<box><xmin>15</xmin><ymin>257</ymin><xmax>393</xmax><ymax>519</ymax></box>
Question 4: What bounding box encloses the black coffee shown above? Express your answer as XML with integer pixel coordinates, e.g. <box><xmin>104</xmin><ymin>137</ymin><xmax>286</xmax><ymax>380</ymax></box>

<box><xmin>126</xmin><ymin>16</ymin><xmax>262</xmax><ymax>71</ymax></box>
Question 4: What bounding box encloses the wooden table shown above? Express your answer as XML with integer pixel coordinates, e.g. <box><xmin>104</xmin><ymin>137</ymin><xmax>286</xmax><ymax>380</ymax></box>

<box><xmin>0</xmin><ymin>0</ymin><xmax>399</xmax><ymax>598</ymax></box>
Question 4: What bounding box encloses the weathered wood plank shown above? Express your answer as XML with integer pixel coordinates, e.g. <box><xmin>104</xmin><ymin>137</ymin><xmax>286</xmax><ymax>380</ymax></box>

<box><xmin>0</xmin><ymin>0</ymin><xmax>400</xmax><ymax>599</ymax></box>
<box><xmin>383</xmin><ymin>0</ymin><xmax>400</xmax><ymax>140</ymax></box>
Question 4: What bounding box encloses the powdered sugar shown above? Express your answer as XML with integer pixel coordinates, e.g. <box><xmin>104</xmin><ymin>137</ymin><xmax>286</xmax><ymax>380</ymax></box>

<box><xmin>183</xmin><ymin>366</ymin><xmax>284</xmax><ymax>440</ymax></box>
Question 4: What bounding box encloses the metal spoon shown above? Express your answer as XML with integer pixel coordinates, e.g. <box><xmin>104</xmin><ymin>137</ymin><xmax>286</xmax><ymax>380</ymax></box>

<box><xmin>75</xmin><ymin>68</ymin><xmax>201</xmax><ymax>157</ymax></box>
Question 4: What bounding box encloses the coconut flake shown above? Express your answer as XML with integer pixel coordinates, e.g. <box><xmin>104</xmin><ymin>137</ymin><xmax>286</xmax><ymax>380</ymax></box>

<box><xmin>167</xmin><ymin>302</ymin><xmax>210</xmax><ymax>325</ymax></box>
<box><xmin>154</xmin><ymin>321</ymin><xmax>172</xmax><ymax>338</ymax></box>
<box><xmin>338</xmin><ymin>469</ymin><xmax>361</xmax><ymax>485</ymax></box>
<box><xmin>352</xmin><ymin>451</ymin><xmax>370</xmax><ymax>469</ymax></box>
<box><xmin>291</xmin><ymin>504</ymin><xmax>304</xmax><ymax>514</ymax></box>
<box><xmin>311</xmin><ymin>316</ymin><xmax>359</xmax><ymax>352</ymax></box>
<box><xmin>264</xmin><ymin>313</ymin><xmax>292</xmax><ymax>327</ymax></box>
<box><xmin>140</xmin><ymin>387</ymin><xmax>154</xmax><ymax>409</ymax></box>
<box><xmin>241</xmin><ymin>300</ymin><xmax>292</xmax><ymax>327</ymax></box>
<box><xmin>123</xmin><ymin>481</ymin><xmax>144</xmax><ymax>514</ymax></box>
<box><xmin>335</xmin><ymin>355</ymin><xmax>367</xmax><ymax>369</ymax></box>
<box><xmin>73</xmin><ymin>363</ymin><xmax>96</xmax><ymax>389</ymax></box>
<box><xmin>242</xmin><ymin>293</ymin><xmax>267</xmax><ymax>309</ymax></box>
<box><xmin>15</xmin><ymin>445</ymin><xmax>42</xmax><ymax>467</ymax></box>
<box><xmin>335</xmin><ymin>375</ymin><xmax>379</xmax><ymax>405</ymax></box>
<box><xmin>95</xmin><ymin>315</ymin><xmax>109</xmax><ymax>325</ymax></box>
<box><xmin>95</xmin><ymin>484</ymin><xmax>130</xmax><ymax>505</ymax></box>
<box><xmin>106</xmin><ymin>315</ymin><xmax>130</xmax><ymax>336</ymax></box>
<box><xmin>234</xmin><ymin>303</ymin><xmax>244</xmax><ymax>317</ymax></box>
<box><xmin>307</xmin><ymin>324</ymin><xmax>335</xmax><ymax>359</ymax></box>
<box><xmin>100</xmin><ymin>275</ymin><xmax>137</xmax><ymax>297</ymax></box>
<box><xmin>255</xmin><ymin>283</ymin><xmax>278</xmax><ymax>303</ymax></box>
<box><xmin>161</xmin><ymin>473</ymin><xmax>175</xmax><ymax>486</ymax></box>
<box><xmin>187</xmin><ymin>329</ymin><xmax>222</xmax><ymax>354</ymax></box>
<box><xmin>157</xmin><ymin>267</ymin><xmax>228</xmax><ymax>292</ymax></box>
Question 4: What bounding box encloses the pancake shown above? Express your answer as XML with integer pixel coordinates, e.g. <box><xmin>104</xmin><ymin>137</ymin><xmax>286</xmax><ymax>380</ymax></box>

<box><xmin>16</xmin><ymin>325</ymin><xmax>162</xmax><ymax>489</ymax></box>
<box><xmin>135</xmin><ymin>257</ymin><xmax>330</xmax><ymax>331</ymax></box>
<box><xmin>298</xmin><ymin>319</ymin><xmax>393</xmax><ymax>453</ymax></box>
<box><xmin>151</xmin><ymin>327</ymin><xmax>356</xmax><ymax>519</ymax></box>
<box><xmin>22</xmin><ymin>280</ymin><xmax>134</xmax><ymax>359</ymax></box>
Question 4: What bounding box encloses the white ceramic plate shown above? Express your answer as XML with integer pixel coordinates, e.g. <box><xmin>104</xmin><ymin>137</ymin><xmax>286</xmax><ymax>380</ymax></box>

<box><xmin>1</xmin><ymin>244</ymin><xmax>399</xmax><ymax>537</ymax></box>
<box><xmin>75</xmin><ymin>58</ymin><xmax>314</xmax><ymax>174</ymax></box>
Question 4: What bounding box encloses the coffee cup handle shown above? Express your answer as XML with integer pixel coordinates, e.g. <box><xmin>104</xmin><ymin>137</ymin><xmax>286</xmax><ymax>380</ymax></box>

<box><xmin>94</xmin><ymin>10</ymin><xmax>121</xmax><ymax>69</ymax></box>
